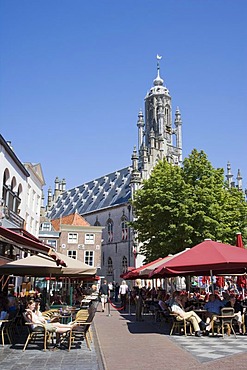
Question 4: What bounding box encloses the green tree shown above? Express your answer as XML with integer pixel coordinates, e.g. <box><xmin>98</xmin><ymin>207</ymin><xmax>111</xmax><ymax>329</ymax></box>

<box><xmin>131</xmin><ymin>149</ymin><xmax>247</xmax><ymax>262</ymax></box>
<box><xmin>131</xmin><ymin>159</ymin><xmax>192</xmax><ymax>262</ymax></box>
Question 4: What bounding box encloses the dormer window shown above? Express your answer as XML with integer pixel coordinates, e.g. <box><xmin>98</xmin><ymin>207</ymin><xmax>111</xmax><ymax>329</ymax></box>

<box><xmin>41</xmin><ymin>222</ymin><xmax>51</xmax><ymax>231</ymax></box>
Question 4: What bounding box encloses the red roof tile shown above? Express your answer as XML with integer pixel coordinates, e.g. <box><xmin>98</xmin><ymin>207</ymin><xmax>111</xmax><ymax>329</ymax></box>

<box><xmin>52</xmin><ymin>213</ymin><xmax>90</xmax><ymax>231</ymax></box>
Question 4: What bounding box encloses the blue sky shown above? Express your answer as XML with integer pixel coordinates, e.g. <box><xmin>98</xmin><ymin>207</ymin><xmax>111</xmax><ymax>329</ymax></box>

<box><xmin>1</xmin><ymin>0</ymin><xmax>246</xmax><ymax>198</ymax></box>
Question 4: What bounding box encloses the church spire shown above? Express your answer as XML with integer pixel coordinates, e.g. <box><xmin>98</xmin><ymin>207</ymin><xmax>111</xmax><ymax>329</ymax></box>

<box><xmin>174</xmin><ymin>107</ymin><xmax>182</xmax><ymax>146</ymax></box>
<box><xmin>153</xmin><ymin>54</ymin><xmax>164</xmax><ymax>86</ymax></box>
<box><xmin>226</xmin><ymin>161</ymin><xmax>233</xmax><ymax>187</ymax></box>
<box><xmin>137</xmin><ymin>109</ymin><xmax>144</xmax><ymax>150</ymax></box>
<box><xmin>236</xmin><ymin>169</ymin><xmax>243</xmax><ymax>190</ymax></box>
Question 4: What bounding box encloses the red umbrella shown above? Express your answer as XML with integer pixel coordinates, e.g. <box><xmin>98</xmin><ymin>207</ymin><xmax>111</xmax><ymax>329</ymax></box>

<box><xmin>150</xmin><ymin>239</ymin><xmax>247</xmax><ymax>278</ymax></box>
<box><xmin>236</xmin><ymin>232</ymin><xmax>246</xmax><ymax>291</ymax></box>
<box><xmin>236</xmin><ymin>232</ymin><xmax>244</xmax><ymax>249</ymax></box>
<box><xmin>120</xmin><ymin>258</ymin><xmax>163</xmax><ymax>280</ymax></box>
<box><xmin>121</xmin><ymin>249</ymin><xmax>190</xmax><ymax>280</ymax></box>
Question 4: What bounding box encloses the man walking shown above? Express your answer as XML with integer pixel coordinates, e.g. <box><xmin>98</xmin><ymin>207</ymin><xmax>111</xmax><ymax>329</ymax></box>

<box><xmin>99</xmin><ymin>280</ymin><xmax>110</xmax><ymax>312</ymax></box>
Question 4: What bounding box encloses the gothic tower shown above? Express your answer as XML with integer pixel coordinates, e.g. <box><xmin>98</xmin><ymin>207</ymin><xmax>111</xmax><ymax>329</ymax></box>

<box><xmin>133</xmin><ymin>56</ymin><xmax>183</xmax><ymax>185</ymax></box>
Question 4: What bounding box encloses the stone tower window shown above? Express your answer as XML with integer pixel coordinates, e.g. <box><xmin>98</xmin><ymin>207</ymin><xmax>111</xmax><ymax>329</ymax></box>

<box><xmin>107</xmin><ymin>257</ymin><xmax>113</xmax><ymax>274</ymax></box>
<box><xmin>122</xmin><ymin>256</ymin><xmax>128</xmax><ymax>273</ymax></box>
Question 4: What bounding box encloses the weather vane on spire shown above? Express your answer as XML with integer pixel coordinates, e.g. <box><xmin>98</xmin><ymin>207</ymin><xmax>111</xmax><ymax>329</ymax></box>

<box><xmin>156</xmin><ymin>54</ymin><xmax>162</xmax><ymax>72</ymax></box>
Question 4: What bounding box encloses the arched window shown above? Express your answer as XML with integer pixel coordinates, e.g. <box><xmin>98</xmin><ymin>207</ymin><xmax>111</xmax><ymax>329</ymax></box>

<box><xmin>8</xmin><ymin>177</ymin><xmax>16</xmax><ymax>211</ymax></box>
<box><xmin>15</xmin><ymin>184</ymin><xmax>22</xmax><ymax>213</ymax></box>
<box><xmin>107</xmin><ymin>257</ymin><xmax>113</xmax><ymax>274</ymax></box>
<box><xmin>94</xmin><ymin>216</ymin><xmax>101</xmax><ymax>226</ymax></box>
<box><xmin>121</xmin><ymin>216</ymin><xmax>128</xmax><ymax>241</ymax></box>
<box><xmin>122</xmin><ymin>256</ymin><xmax>128</xmax><ymax>274</ymax></box>
<box><xmin>2</xmin><ymin>169</ymin><xmax>10</xmax><ymax>206</ymax></box>
<box><xmin>107</xmin><ymin>217</ymin><xmax>113</xmax><ymax>242</ymax></box>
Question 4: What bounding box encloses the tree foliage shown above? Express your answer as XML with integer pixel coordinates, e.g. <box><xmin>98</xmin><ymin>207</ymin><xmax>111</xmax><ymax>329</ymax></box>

<box><xmin>131</xmin><ymin>149</ymin><xmax>247</xmax><ymax>262</ymax></box>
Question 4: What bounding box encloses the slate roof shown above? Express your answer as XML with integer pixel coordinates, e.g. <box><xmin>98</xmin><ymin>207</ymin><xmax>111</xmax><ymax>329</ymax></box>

<box><xmin>48</xmin><ymin>166</ymin><xmax>132</xmax><ymax>220</ymax></box>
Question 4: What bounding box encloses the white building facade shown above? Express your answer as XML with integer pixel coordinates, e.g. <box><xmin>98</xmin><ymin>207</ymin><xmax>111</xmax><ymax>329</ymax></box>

<box><xmin>0</xmin><ymin>134</ymin><xmax>45</xmax><ymax>237</ymax></box>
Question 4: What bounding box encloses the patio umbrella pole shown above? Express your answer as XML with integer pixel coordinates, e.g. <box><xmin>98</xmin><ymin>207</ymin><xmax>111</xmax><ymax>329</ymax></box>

<box><xmin>48</xmin><ymin>273</ymin><xmax>51</xmax><ymax>306</ymax></box>
<box><xmin>128</xmin><ymin>289</ymin><xmax>131</xmax><ymax>315</ymax></box>
<box><xmin>210</xmin><ymin>270</ymin><xmax>214</xmax><ymax>293</ymax></box>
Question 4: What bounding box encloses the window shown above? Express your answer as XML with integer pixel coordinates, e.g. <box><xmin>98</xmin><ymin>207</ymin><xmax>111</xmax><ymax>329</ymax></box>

<box><xmin>47</xmin><ymin>240</ymin><xmax>57</xmax><ymax>249</ymax></box>
<box><xmin>107</xmin><ymin>218</ymin><xmax>113</xmax><ymax>242</ymax></box>
<box><xmin>94</xmin><ymin>217</ymin><xmax>101</xmax><ymax>226</ymax></box>
<box><xmin>2</xmin><ymin>171</ymin><xmax>22</xmax><ymax>214</ymax></box>
<box><xmin>121</xmin><ymin>218</ymin><xmax>128</xmax><ymax>241</ymax></box>
<box><xmin>41</xmin><ymin>222</ymin><xmax>52</xmax><ymax>231</ymax></box>
<box><xmin>67</xmin><ymin>250</ymin><xmax>77</xmax><ymax>259</ymax></box>
<box><xmin>85</xmin><ymin>233</ymin><xmax>95</xmax><ymax>244</ymax></box>
<box><xmin>68</xmin><ymin>233</ymin><xmax>78</xmax><ymax>243</ymax></box>
<box><xmin>84</xmin><ymin>250</ymin><xmax>94</xmax><ymax>266</ymax></box>
<box><xmin>107</xmin><ymin>257</ymin><xmax>113</xmax><ymax>274</ymax></box>
<box><xmin>122</xmin><ymin>256</ymin><xmax>128</xmax><ymax>273</ymax></box>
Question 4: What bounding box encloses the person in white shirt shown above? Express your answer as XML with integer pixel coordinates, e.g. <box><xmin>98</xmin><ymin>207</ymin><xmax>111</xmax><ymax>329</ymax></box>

<box><xmin>171</xmin><ymin>293</ymin><xmax>208</xmax><ymax>337</ymax></box>
<box><xmin>119</xmin><ymin>280</ymin><xmax>128</xmax><ymax>310</ymax></box>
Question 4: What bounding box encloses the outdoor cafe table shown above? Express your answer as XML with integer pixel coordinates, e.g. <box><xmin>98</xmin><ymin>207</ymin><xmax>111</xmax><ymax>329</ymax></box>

<box><xmin>53</xmin><ymin>307</ymin><xmax>80</xmax><ymax>324</ymax></box>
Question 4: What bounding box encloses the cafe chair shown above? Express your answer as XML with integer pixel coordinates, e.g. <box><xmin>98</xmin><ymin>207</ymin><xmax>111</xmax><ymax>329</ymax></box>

<box><xmin>218</xmin><ymin>307</ymin><xmax>237</xmax><ymax>338</ymax></box>
<box><xmin>169</xmin><ymin>313</ymin><xmax>192</xmax><ymax>336</ymax></box>
<box><xmin>0</xmin><ymin>319</ymin><xmax>13</xmax><ymax>346</ymax></box>
<box><xmin>67</xmin><ymin>318</ymin><xmax>93</xmax><ymax>351</ymax></box>
<box><xmin>66</xmin><ymin>306</ymin><xmax>96</xmax><ymax>350</ymax></box>
<box><xmin>22</xmin><ymin>312</ymin><xmax>53</xmax><ymax>351</ymax></box>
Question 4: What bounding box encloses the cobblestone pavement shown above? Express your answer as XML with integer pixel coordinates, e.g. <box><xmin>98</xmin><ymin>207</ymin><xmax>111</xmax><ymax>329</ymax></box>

<box><xmin>94</xmin><ymin>305</ymin><xmax>247</xmax><ymax>370</ymax></box>
<box><xmin>0</xmin><ymin>325</ymin><xmax>104</xmax><ymax>370</ymax></box>
<box><xmin>2</xmin><ymin>306</ymin><xmax>247</xmax><ymax>370</ymax></box>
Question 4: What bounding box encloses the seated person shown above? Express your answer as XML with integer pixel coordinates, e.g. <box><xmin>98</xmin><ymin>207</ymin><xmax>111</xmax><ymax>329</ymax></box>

<box><xmin>0</xmin><ymin>302</ymin><xmax>9</xmax><ymax>327</ymax></box>
<box><xmin>225</xmin><ymin>295</ymin><xmax>244</xmax><ymax>333</ymax></box>
<box><xmin>25</xmin><ymin>300</ymin><xmax>78</xmax><ymax>346</ymax></box>
<box><xmin>51</xmin><ymin>295</ymin><xmax>65</xmax><ymax>306</ymax></box>
<box><xmin>156</xmin><ymin>292</ymin><xmax>169</xmax><ymax>319</ymax></box>
<box><xmin>221</xmin><ymin>292</ymin><xmax>230</xmax><ymax>306</ymax></box>
<box><xmin>170</xmin><ymin>292</ymin><xmax>208</xmax><ymax>337</ymax></box>
<box><xmin>204</xmin><ymin>293</ymin><xmax>224</xmax><ymax>331</ymax></box>
<box><xmin>180</xmin><ymin>294</ymin><xmax>196</xmax><ymax>311</ymax></box>
<box><xmin>7</xmin><ymin>289</ymin><xmax>18</xmax><ymax>314</ymax></box>
<box><xmin>34</xmin><ymin>299</ymin><xmax>59</xmax><ymax>323</ymax></box>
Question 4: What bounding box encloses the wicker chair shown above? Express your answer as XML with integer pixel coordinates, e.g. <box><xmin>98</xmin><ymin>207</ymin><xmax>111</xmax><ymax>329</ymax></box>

<box><xmin>0</xmin><ymin>318</ymin><xmax>13</xmax><ymax>346</ymax></box>
<box><xmin>169</xmin><ymin>313</ymin><xmax>193</xmax><ymax>336</ymax></box>
<box><xmin>22</xmin><ymin>312</ymin><xmax>53</xmax><ymax>351</ymax></box>
<box><xmin>213</xmin><ymin>307</ymin><xmax>237</xmax><ymax>338</ymax></box>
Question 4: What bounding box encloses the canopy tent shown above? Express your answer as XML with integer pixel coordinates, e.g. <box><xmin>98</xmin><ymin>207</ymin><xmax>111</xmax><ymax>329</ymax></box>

<box><xmin>236</xmin><ymin>232</ymin><xmax>244</xmax><ymax>249</ymax></box>
<box><xmin>150</xmin><ymin>240</ymin><xmax>247</xmax><ymax>278</ymax></box>
<box><xmin>0</xmin><ymin>226</ymin><xmax>65</xmax><ymax>267</ymax></box>
<box><xmin>57</xmin><ymin>252</ymin><xmax>97</xmax><ymax>276</ymax></box>
<box><xmin>235</xmin><ymin>232</ymin><xmax>246</xmax><ymax>296</ymax></box>
<box><xmin>0</xmin><ymin>252</ymin><xmax>97</xmax><ymax>277</ymax></box>
<box><xmin>120</xmin><ymin>258</ymin><xmax>163</xmax><ymax>280</ymax></box>
<box><xmin>0</xmin><ymin>226</ymin><xmax>52</xmax><ymax>254</ymax></box>
<box><xmin>138</xmin><ymin>249</ymin><xmax>190</xmax><ymax>278</ymax></box>
<box><xmin>120</xmin><ymin>249</ymin><xmax>190</xmax><ymax>280</ymax></box>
